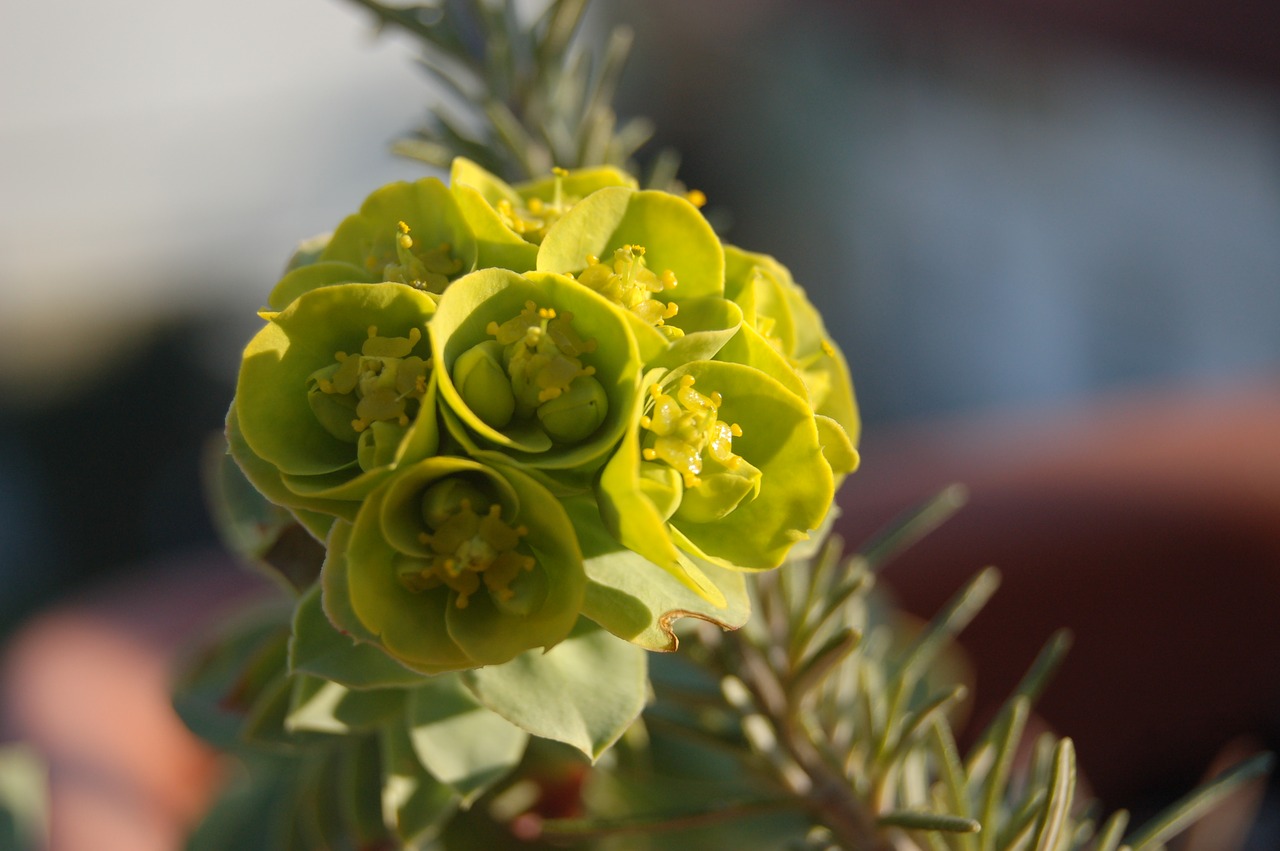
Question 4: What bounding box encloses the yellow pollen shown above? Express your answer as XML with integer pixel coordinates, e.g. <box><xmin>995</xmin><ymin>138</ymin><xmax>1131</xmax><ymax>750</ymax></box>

<box><xmin>820</xmin><ymin>339</ymin><xmax>836</xmax><ymax>356</ymax></box>
<box><xmin>685</xmin><ymin>189</ymin><xmax>707</xmax><ymax>208</ymax></box>
<box><xmin>730</xmin><ymin>423</ymin><xmax>743</xmax><ymax>437</ymax></box>
<box><xmin>643</xmin><ymin>448</ymin><xmax>657</xmax><ymax>460</ymax></box>
<box><xmin>398</xmin><ymin>221</ymin><xmax>410</xmax><ymax>234</ymax></box>
<box><xmin>552</xmin><ymin>167</ymin><xmax>568</xmax><ymax>177</ymax></box>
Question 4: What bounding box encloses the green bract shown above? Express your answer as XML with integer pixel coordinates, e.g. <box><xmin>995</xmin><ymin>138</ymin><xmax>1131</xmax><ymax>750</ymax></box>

<box><xmin>268</xmin><ymin>178</ymin><xmax>477</xmax><ymax>310</ymax></box>
<box><xmin>431</xmin><ymin>267</ymin><xmax>642</xmax><ymax>473</ymax></box>
<box><xmin>599</xmin><ymin>360</ymin><xmax>834</xmax><ymax>575</ymax></box>
<box><xmin>724</xmin><ymin>245</ymin><xmax>861</xmax><ymax>447</ymax></box>
<box><xmin>232</xmin><ymin>283</ymin><xmax>440</xmax><ymax>523</ymax></box>
<box><xmin>450</xmin><ymin>158</ymin><xmax>636</xmax><ymax>270</ymax></box>
<box><xmin>537</xmin><ymin>186</ymin><xmax>742</xmax><ymax>366</ymax></box>
<box><xmin>321</xmin><ymin>457</ymin><xmax>586</xmax><ymax>672</ymax></box>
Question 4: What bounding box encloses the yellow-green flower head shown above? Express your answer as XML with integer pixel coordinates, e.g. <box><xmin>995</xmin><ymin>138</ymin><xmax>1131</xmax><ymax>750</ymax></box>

<box><xmin>449</xmin><ymin>158</ymin><xmax>637</xmax><ymax>270</ymax></box>
<box><xmin>723</xmin><ymin>245</ymin><xmax>860</xmax><ymax>448</ymax></box>
<box><xmin>265</xmin><ymin>178</ymin><xmax>478</xmax><ymax>310</ymax></box>
<box><xmin>536</xmin><ymin>186</ymin><xmax>743</xmax><ymax>367</ymax></box>
<box><xmin>322</xmin><ymin>457</ymin><xmax>586</xmax><ymax>672</ymax></box>
<box><xmin>230</xmin><ymin>283</ymin><xmax>441</xmax><ymax>535</ymax></box>
<box><xmin>432</xmin><ymin>268</ymin><xmax>642</xmax><ymax>473</ymax></box>
<box><xmin>598</xmin><ymin>360</ymin><xmax>834</xmax><ymax>585</ymax></box>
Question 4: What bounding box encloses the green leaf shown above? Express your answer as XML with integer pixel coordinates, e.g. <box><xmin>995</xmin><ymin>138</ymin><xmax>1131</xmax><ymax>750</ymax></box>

<box><xmin>289</xmin><ymin>583</ymin><xmax>430</xmax><ymax>690</ymax></box>
<box><xmin>857</xmin><ymin>484</ymin><xmax>970</xmax><ymax>571</ymax></box>
<box><xmin>1030</xmin><ymin>739</ymin><xmax>1076</xmax><ymax>851</ymax></box>
<box><xmin>567</xmin><ymin>496</ymin><xmax>751</xmax><ymax>651</ymax></box>
<box><xmin>380</xmin><ymin>723</ymin><xmax>459</xmax><ymax>846</ymax></box>
<box><xmin>1125</xmin><ymin>752</ymin><xmax>1274</xmax><ymax>851</ymax></box>
<box><xmin>172</xmin><ymin>606</ymin><xmax>292</xmax><ymax>750</ymax></box>
<box><xmin>877</xmin><ymin>810</ymin><xmax>980</xmax><ymax>834</ymax></box>
<box><xmin>285</xmin><ymin>675</ymin><xmax>407</xmax><ymax>735</ymax></box>
<box><xmin>1094</xmin><ymin>810</ymin><xmax>1130</xmax><ymax>851</ymax></box>
<box><xmin>463</xmin><ymin>619</ymin><xmax>647</xmax><ymax>760</ymax></box>
<box><xmin>973</xmin><ymin>696</ymin><xmax>1030</xmax><ymax>851</ymax></box>
<box><xmin>406</xmin><ymin>674</ymin><xmax>529</xmax><ymax>804</ymax></box>
<box><xmin>184</xmin><ymin>755</ymin><xmax>300</xmax><ymax>851</ymax></box>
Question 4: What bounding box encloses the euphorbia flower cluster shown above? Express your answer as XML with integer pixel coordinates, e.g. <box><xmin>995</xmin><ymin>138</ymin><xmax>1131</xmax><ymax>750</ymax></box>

<box><xmin>228</xmin><ymin>159</ymin><xmax>859</xmax><ymax>674</ymax></box>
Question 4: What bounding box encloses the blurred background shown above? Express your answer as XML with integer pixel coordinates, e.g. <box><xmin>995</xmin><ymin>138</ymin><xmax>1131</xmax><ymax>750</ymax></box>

<box><xmin>1</xmin><ymin>0</ymin><xmax>1279</xmax><ymax>845</ymax></box>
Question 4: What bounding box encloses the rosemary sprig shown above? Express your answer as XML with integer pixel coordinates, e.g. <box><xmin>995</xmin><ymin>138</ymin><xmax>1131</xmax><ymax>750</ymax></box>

<box><xmin>347</xmin><ymin>0</ymin><xmax>655</xmax><ymax>182</ymax></box>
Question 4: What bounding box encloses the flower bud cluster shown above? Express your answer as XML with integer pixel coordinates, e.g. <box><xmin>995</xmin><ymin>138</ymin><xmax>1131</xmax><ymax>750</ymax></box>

<box><xmin>227</xmin><ymin>158</ymin><xmax>860</xmax><ymax>674</ymax></box>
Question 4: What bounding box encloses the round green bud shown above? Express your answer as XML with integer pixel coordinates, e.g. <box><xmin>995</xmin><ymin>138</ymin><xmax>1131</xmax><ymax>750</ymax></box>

<box><xmin>453</xmin><ymin>340</ymin><xmax>516</xmax><ymax>429</ymax></box>
<box><xmin>420</xmin><ymin>477</ymin><xmax>491</xmax><ymax>529</ymax></box>
<box><xmin>536</xmin><ymin>375</ymin><xmax>609</xmax><ymax>444</ymax></box>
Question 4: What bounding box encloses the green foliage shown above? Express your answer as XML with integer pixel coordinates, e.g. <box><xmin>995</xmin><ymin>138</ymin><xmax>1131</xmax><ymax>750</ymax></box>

<box><xmin>348</xmin><ymin>0</ymin><xmax>655</xmax><ymax>182</ymax></box>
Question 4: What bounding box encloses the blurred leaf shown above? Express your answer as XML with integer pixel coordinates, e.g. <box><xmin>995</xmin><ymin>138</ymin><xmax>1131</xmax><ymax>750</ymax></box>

<box><xmin>286</xmin><ymin>675</ymin><xmax>407</xmax><ymax>735</ymax></box>
<box><xmin>172</xmin><ymin>607</ymin><xmax>292</xmax><ymax>750</ymax></box>
<box><xmin>406</xmin><ymin>674</ymin><xmax>530</xmax><ymax>805</ymax></box>
<box><xmin>380</xmin><ymin>723</ymin><xmax>459</xmax><ymax>846</ymax></box>
<box><xmin>1125</xmin><ymin>752</ymin><xmax>1273</xmax><ymax>851</ymax></box>
<box><xmin>0</xmin><ymin>746</ymin><xmax>47</xmax><ymax>851</ymax></box>
<box><xmin>876</xmin><ymin>810</ymin><xmax>980</xmax><ymax>833</ymax></box>
<box><xmin>184</xmin><ymin>756</ymin><xmax>300</xmax><ymax>851</ymax></box>
<box><xmin>856</xmin><ymin>484</ymin><xmax>969</xmax><ymax>571</ymax></box>
<box><xmin>1030</xmin><ymin>739</ymin><xmax>1075</xmax><ymax>851</ymax></box>
<box><xmin>464</xmin><ymin>619</ymin><xmax>647</xmax><ymax>760</ymax></box>
<box><xmin>203</xmin><ymin>435</ymin><xmax>324</xmax><ymax>592</ymax></box>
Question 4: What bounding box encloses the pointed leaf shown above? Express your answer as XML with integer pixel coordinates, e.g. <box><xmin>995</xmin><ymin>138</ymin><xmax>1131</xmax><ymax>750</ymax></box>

<box><xmin>566</xmin><ymin>496</ymin><xmax>750</xmax><ymax>650</ymax></box>
<box><xmin>1125</xmin><ymin>753</ymin><xmax>1273</xmax><ymax>851</ymax></box>
<box><xmin>406</xmin><ymin>674</ymin><xmax>529</xmax><ymax>804</ymax></box>
<box><xmin>463</xmin><ymin>619</ymin><xmax>647</xmax><ymax>760</ymax></box>
<box><xmin>1031</xmin><ymin>739</ymin><xmax>1076</xmax><ymax>851</ymax></box>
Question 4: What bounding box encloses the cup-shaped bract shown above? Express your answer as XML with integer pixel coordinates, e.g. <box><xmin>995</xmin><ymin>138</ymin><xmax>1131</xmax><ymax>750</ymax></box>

<box><xmin>265</xmin><ymin>178</ymin><xmax>478</xmax><ymax>311</ymax></box>
<box><xmin>449</xmin><ymin>158</ymin><xmax>638</xmax><ymax>270</ymax></box>
<box><xmin>599</xmin><ymin>360</ymin><xmax>834</xmax><ymax>574</ymax></box>
<box><xmin>536</xmin><ymin>186</ymin><xmax>742</xmax><ymax>366</ymax></box>
<box><xmin>723</xmin><ymin>245</ymin><xmax>860</xmax><ymax>447</ymax></box>
<box><xmin>323</xmin><ymin>457</ymin><xmax>586</xmax><ymax>673</ymax></box>
<box><xmin>233</xmin><ymin>283</ymin><xmax>440</xmax><ymax>524</ymax></box>
<box><xmin>432</xmin><ymin>268</ymin><xmax>643</xmax><ymax>473</ymax></box>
